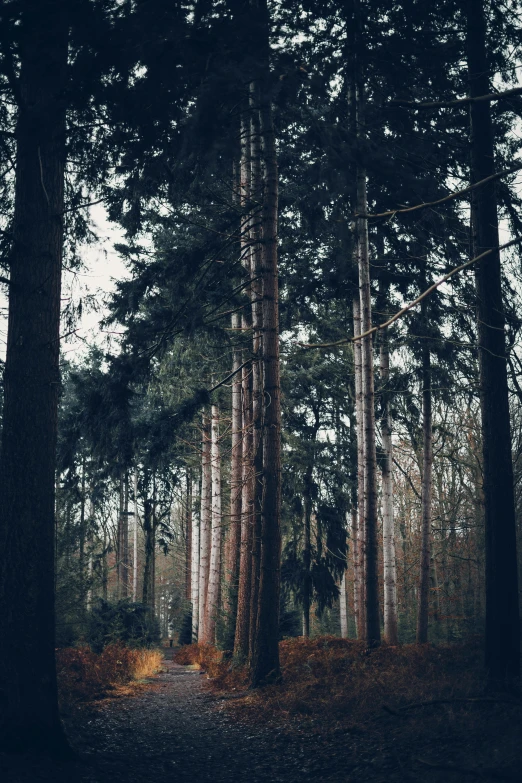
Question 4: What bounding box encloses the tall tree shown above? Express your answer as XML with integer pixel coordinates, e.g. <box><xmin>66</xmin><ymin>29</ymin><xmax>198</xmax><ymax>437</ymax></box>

<box><xmin>466</xmin><ymin>0</ymin><xmax>520</xmax><ymax>687</ymax></box>
<box><xmin>0</xmin><ymin>0</ymin><xmax>71</xmax><ymax>754</ymax></box>
<box><xmin>250</xmin><ymin>0</ymin><xmax>283</xmax><ymax>686</ymax></box>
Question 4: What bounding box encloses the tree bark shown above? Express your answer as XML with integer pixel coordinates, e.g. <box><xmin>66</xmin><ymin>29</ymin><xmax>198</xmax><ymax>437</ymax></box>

<box><xmin>198</xmin><ymin>412</ymin><xmax>212</xmax><ymax>642</ymax></box>
<box><xmin>0</xmin><ymin>0</ymin><xmax>70</xmax><ymax>754</ymax></box>
<box><xmin>206</xmin><ymin>404</ymin><xmax>222</xmax><ymax>643</ymax></box>
<box><xmin>223</xmin><ymin>312</ymin><xmax>243</xmax><ymax>623</ymax></box>
<box><xmin>416</xmin><ymin>343</ymin><xmax>432</xmax><ymax>644</ymax></box>
<box><xmin>251</xmin><ymin>2</ymin><xmax>282</xmax><ymax>683</ymax></box>
<box><xmin>133</xmin><ymin>471</ymin><xmax>139</xmax><ymax>602</ymax></box>
<box><xmin>302</xmin><ymin>466</ymin><xmax>313</xmax><ymax>638</ymax></box>
<box><xmin>380</xmin><ymin>336</ymin><xmax>399</xmax><ymax>645</ymax></box>
<box><xmin>191</xmin><ymin>472</ymin><xmax>200</xmax><ymax>642</ymax></box>
<box><xmin>340</xmin><ymin>571</ymin><xmax>348</xmax><ymax>638</ymax></box>
<box><xmin>354</xmin><ymin>64</ymin><xmax>381</xmax><ymax>646</ymax></box>
<box><xmin>466</xmin><ymin>0</ymin><xmax>520</xmax><ymax>686</ymax></box>
<box><xmin>352</xmin><ymin>293</ymin><xmax>365</xmax><ymax>639</ymax></box>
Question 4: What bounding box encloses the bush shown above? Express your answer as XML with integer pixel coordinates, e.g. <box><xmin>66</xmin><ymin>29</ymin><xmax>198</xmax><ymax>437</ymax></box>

<box><xmin>56</xmin><ymin>643</ymin><xmax>163</xmax><ymax>704</ymax></box>
<box><xmin>87</xmin><ymin>599</ymin><xmax>161</xmax><ymax>653</ymax></box>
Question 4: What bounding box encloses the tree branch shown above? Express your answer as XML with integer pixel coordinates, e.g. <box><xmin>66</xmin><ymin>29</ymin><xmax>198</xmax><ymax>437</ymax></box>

<box><xmin>299</xmin><ymin>238</ymin><xmax>522</xmax><ymax>350</ymax></box>
<box><xmin>391</xmin><ymin>85</ymin><xmax>522</xmax><ymax>110</ymax></box>
<box><xmin>357</xmin><ymin>165</ymin><xmax>522</xmax><ymax>219</ymax></box>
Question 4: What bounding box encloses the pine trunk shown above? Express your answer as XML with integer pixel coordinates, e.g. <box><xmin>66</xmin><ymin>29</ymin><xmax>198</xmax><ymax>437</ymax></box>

<box><xmin>417</xmin><ymin>345</ymin><xmax>432</xmax><ymax>644</ymax></box>
<box><xmin>223</xmin><ymin>312</ymin><xmax>243</xmax><ymax>622</ymax></box>
<box><xmin>198</xmin><ymin>412</ymin><xmax>212</xmax><ymax>642</ymax></box>
<box><xmin>234</xmin><ymin>338</ymin><xmax>254</xmax><ymax>659</ymax></box>
<box><xmin>191</xmin><ymin>468</ymin><xmax>200</xmax><ymax>641</ymax></box>
<box><xmin>352</xmin><ymin>294</ymin><xmax>365</xmax><ymax>639</ymax></box>
<box><xmin>466</xmin><ymin>0</ymin><xmax>520</xmax><ymax>686</ymax></box>
<box><xmin>251</xmin><ymin>14</ymin><xmax>282</xmax><ymax>683</ymax></box>
<box><xmin>302</xmin><ymin>468</ymin><xmax>313</xmax><ymax>638</ymax></box>
<box><xmin>340</xmin><ymin>571</ymin><xmax>348</xmax><ymax>638</ymax></box>
<box><xmin>206</xmin><ymin>404</ymin><xmax>222</xmax><ymax>643</ymax></box>
<box><xmin>380</xmin><ymin>337</ymin><xmax>399</xmax><ymax>645</ymax></box>
<box><xmin>133</xmin><ymin>471</ymin><xmax>139</xmax><ymax>602</ymax></box>
<box><xmin>0</xmin><ymin>0</ymin><xmax>70</xmax><ymax>753</ymax></box>
<box><xmin>355</xmin><ymin>74</ymin><xmax>381</xmax><ymax>646</ymax></box>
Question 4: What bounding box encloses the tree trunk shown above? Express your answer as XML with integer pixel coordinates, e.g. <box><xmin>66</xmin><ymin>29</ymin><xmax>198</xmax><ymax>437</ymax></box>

<box><xmin>223</xmin><ymin>312</ymin><xmax>242</xmax><ymax>623</ymax></box>
<box><xmin>234</xmin><ymin>110</ymin><xmax>254</xmax><ymax>660</ymax></box>
<box><xmin>340</xmin><ymin>571</ymin><xmax>348</xmax><ymax>638</ymax></box>
<box><xmin>142</xmin><ymin>497</ymin><xmax>154</xmax><ymax>609</ymax></box>
<box><xmin>133</xmin><ymin>471</ymin><xmax>139</xmax><ymax>602</ymax></box>
<box><xmin>234</xmin><ymin>320</ymin><xmax>254</xmax><ymax>659</ymax></box>
<box><xmin>417</xmin><ymin>344</ymin><xmax>432</xmax><ymax>644</ymax></box>
<box><xmin>380</xmin><ymin>336</ymin><xmax>399</xmax><ymax>645</ymax></box>
<box><xmin>0</xmin><ymin>0</ymin><xmax>70</xmax><ymax>754</ymax></box>
<box><xmin>198</xmin><ymin>412</ymin><xmax>212</xmax><ymax>642</ymax></box>
<box><xmin>352</xmin><ymin>294</ymin><xmax>365</xmax><ymax>639</ymax></box>
<box><xmin>191</xmin><ymin>468</ymin><xmax>200</xmax><ymax>641</ymax></box>
<box><xmin>251</xmin><ymin>4</ymin><xmax>282</xmax><ymax>683</ymax></box>
<box><xmin>302</xmin><ymin>468</ymin><xmax>313</xmax><ymax>638</ymax></box>
<box><xmin>466</xmin><ymin>0</ymin><xmax>520</xmax><ymax>687</ymax></box>
<box><xmin>185</xmin><ymin>472</ymin><xmax>192</xmax><ymax>601</ymax></box>
<box><xmin>206</xmin><ymin>404</ymin><xmax>222</xmax><ymax>643</ymax></box>
<box><xmin>354</xmin><ymin>64</ymin><xmax>381</xmax><ymax>647</ymax></box>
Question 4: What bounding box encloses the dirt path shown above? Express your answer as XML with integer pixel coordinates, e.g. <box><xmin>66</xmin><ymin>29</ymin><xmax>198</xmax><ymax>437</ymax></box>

<box><xmin>1</xmin><ymin>651</ymin><xmax>362</xmax><ymax>783</ymax></box>
<box><xmin>2</xmin><ymin>651</ymin><xmax>520</xmax><ymax>782</ymax></box>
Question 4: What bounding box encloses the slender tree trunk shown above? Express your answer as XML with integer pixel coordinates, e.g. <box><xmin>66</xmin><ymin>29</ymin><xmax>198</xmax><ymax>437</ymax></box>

<box><xmin>186</xmin><ymin>472</ymin><xmax>192</xmax><ymax>601</ymax></box>
<box><xmin>198</xmin><ymin>412</ymin><xmax>212</xmax><ymax>642</ymax></box>
<box><xmin>251</xmin><ymin>4</ymin><xmax>282</xmax><ymax>683</ymax></box>
<box><xmin>206</xmin><ymin>404</ymin><xmax>222</xmax><ymax>643</ymax></box>
<box><xmin>0</xmin><ymin>0</ymin><xmax>70</xmax><ymax>753</ymax></box>
<box><xmin>340</xmin><ymin>571</ymin><xmax>348</xmax><ymax>638</ymax></box>
<box><xmin>191</xmin><ymin>469</ymin><xmax>200</xmax><ymax>641</ymax></box>
<box><xmin>354</xmin><ymin>65</ymin><xmax>380</xmax><ymax>646</ymax></box>
<box><xmin>234</xmin><ymin>111</ymin><xmax>254</xmax><ymax>660</ymax></box>
<box><xmin>417</xmin><ymin>344</ymin><xmax>432</xmax><ymax>643</ymax></box>
<box><xmin>249</xmin><ymin>85</ymin><xmax>264</xmax><ymax>662</ymax></box>
<box><xmin>302</xmin><ymin>468</ymin><xmax>313</xmax><ymax>638</ymax></box>
<box><xmin>353</xmin><ymin>294</ymin><xmax>365</xmax><ymax>639</ymax></box>
<box><xmin>122</xmin><ymin>472</ymin><xmax>129</xmax><ymax>598</ymax></box>
<box><xmin>350</xmin><ymin>504</ymin><xmax>359</xmax><ymax>637</ymax></box>
<box><xmin>142</xmin><ymin>497</ymin><xmax>154</xmax><ymax>609</ymax></box>
<box><xmin>466</xmin><ymin>0</ymin><xmax>520</xmax><ymax>687</ymax></box>
<box><xmin>380</xmin><ymin>336</ymin><xmax>399</xmax><ymax>645</ymax></box>
<box><xmin>133</xmin><ymin>471</ymin><xmax>139</xmax><ymax>602</ymax></box>
<box><xmin>224</xmin><ymin>312</ymin><xmax>243</xmax><ymax>623</ymax></box>
<box><xmin>87</xmin><ymin>490</ymin><xmax>94</xmax><ymax>610</ymax></box>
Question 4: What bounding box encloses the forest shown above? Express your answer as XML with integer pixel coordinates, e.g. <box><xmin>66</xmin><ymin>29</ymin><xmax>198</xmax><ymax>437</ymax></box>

<box><xmin>1</xmin><ymin>0</ymin><xmax>522</xmax><ymax>780</ymax></box>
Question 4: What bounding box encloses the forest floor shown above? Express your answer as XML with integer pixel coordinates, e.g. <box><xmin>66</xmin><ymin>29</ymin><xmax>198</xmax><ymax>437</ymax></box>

<box><xmin>2</xmin><ymin>644</ymin><xmax>522</xmax><ymax>782</ymax></box>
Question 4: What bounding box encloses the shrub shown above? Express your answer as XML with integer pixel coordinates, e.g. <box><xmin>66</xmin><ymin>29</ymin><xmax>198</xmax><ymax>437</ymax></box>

<box><xmin>87</xmin><ymin>599</ymin><xmax>161</xmax><ymax>653</ymax></box>
<box><xmin>56</xmin><ymin>643</ymin><xmax>163</xmax><ymax>704</ymax></box>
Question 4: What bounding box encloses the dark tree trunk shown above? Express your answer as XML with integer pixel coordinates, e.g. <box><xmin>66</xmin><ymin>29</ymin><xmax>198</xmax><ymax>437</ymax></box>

<box><xmin>466</xmin><ymin>0</ymin><xmax>520</xmax><ymax>687</ymax></box>
<box><xmin>251</xmin><ymin>0</ymin><xmax>282</xmax><ymax>685</ymax></box>
<box><xmin>416</xmin><ymin>342</ymin><xmax>432</xmax><ymax>644</ymax></box>
<box><xmin>302</xmin><ymin>468</ymin><xmax>313</xmax><ymax>638</ymax></box>
<box><xmin>0</xmin><ymin>0</ymin><xmax>70</xmax><ymax>754</ymax></box>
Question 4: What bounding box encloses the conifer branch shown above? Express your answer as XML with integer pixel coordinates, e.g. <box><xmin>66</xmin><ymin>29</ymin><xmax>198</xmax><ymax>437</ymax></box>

<box><xmin>357</xmin><ymin>165</ymin><xmax>522</xmax><ymax>219</ymax></box>
<box><xmin>391</xmin><ymin>85</ymin><xmax>522</xmax><ymax>109</ymax></box>
<box><xmin>299</xmin><ymin>238</ymin><xmax>522</xmax><ymax>350</ymax></box>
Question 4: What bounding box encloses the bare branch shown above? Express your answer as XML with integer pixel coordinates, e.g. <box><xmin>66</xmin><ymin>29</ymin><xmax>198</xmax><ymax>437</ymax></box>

<box><xmin>358</xmin><ymin>165</ymin><xmax>522</xmax><ymax>220</ymax></box>
<box><xmin>391</xmin><ymin>85</ymin><xmax>522</xmax><ymax>110</ymax></box>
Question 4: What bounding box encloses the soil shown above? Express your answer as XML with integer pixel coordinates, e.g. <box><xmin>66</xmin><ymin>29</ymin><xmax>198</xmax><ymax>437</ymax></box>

<box><xmin>1</xmin><ymin>649</ymin><xmax>521</xmax><ymax>782</ymax></box>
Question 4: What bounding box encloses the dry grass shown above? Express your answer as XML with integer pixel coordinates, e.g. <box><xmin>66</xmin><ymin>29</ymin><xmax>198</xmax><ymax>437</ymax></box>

<box><xmin>175</xmin><ymin>636</ymin><xmax>485</xmax><ymax>731</ymax></box>
<box><xmin>56</xmin><ymin>644</ymin><xmax>163</xmax><ymax>705</ymax></box>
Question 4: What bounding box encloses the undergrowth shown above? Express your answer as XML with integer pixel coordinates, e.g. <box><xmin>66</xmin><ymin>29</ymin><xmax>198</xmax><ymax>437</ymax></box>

<box><xmin>175</xmin><ymin>636</ymin><xmax>484</xmax><ymax>730</ymax></box>
<box><xmin>57</xmin><ymin>644</ymin><xmax>163</xmax><ymax>705</ymax></box>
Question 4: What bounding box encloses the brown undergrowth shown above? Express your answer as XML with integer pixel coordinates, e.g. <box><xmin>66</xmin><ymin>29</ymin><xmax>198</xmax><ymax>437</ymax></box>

<box><xmin>56</xmin><ymin>644</ymin><xmax>163</xmax><ymax>705</ymax></box>
<box><xmin>175</xmin><ymin>636</ymin><xmax>484</xmax><ymax>731</ymax></box>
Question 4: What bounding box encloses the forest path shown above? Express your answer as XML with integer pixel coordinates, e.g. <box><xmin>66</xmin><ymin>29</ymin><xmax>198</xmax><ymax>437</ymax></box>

<box><xmin>2</xmin><ymin>649</ymin><xmax>364</xmax><ymax>783</ymax></box>
<box><xmin>4</xmin><ymin>649</ymin><xmax>517</xmax><ymax>783</ymax></box>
